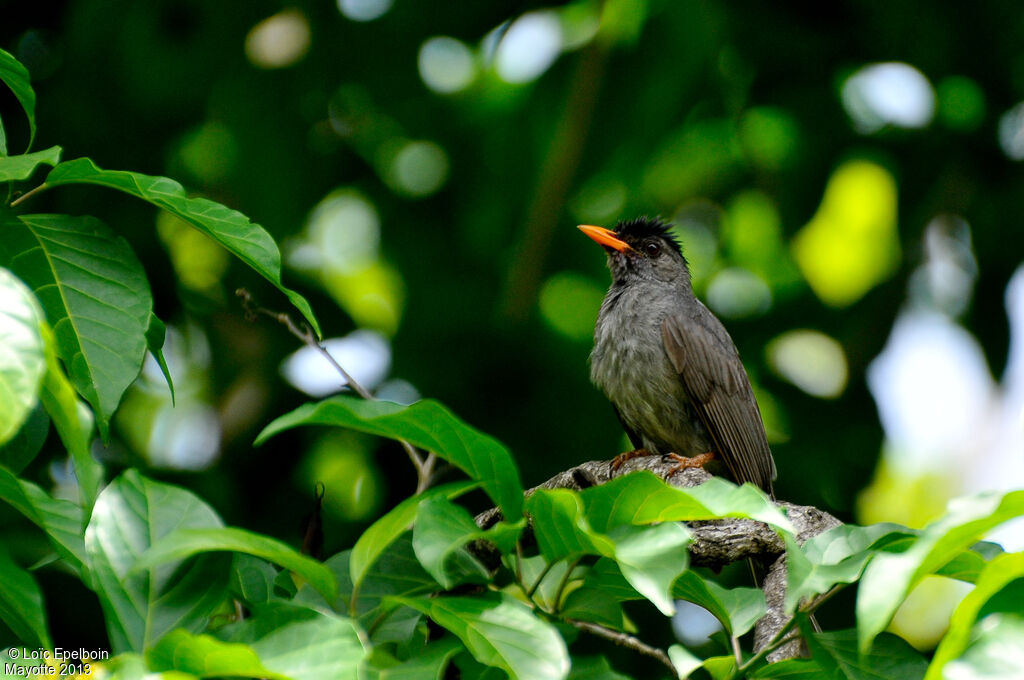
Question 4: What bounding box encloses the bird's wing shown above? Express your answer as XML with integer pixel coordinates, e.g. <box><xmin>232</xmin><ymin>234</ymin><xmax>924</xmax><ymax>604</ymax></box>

<box><xmin>661</xmin><ymin>313</ymin><xmax>776</xmax><ymax>495</ymax></box>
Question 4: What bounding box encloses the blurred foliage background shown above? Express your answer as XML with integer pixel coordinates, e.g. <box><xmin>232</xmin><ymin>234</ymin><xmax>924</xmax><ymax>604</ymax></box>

<box><xmin>3</xmin><ymin>0</ymin><xmax>1024</xmax><ymax>654</ymax></box>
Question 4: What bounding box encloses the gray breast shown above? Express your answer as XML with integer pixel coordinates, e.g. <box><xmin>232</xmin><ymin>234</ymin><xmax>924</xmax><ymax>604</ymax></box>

<box><xmin>589</xmin><ymin>283</ymin><xmax>712</xmax><ymax>455</ymax></box>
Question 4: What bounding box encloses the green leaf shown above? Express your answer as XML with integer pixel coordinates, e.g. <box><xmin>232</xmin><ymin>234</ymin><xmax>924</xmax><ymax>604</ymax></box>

<box><xmin>941</xmin><ymin>613</ymin><xmax>1024</xmax><ymax>680</ymax></box>
<box><xmin>1</xmin><ymin>213</ymin><xmax>153</xmax><ymax>440</ymax></box>
<box><xmin>560</xmin><ymin>583</ymin><xmax>629</xmax><ymax>630</ymax></box>
<box><xmin>412</xmin><ymin>496</ymin><xmax>492</xmax><ymax>588</ymax></box>
<box><xmin>857</xmin><ymin>490</ymin><xmax>1024</xmax><ymax>653</ymax></box>
<box><xmin>134</xmin><ymin>526</ymin><xmax>338</xmax><ymax>605</ymax></box>
<box><xmin>667</xmin><ymin>644</ymin><xmax>706</xmax><ymax>679</ymax></box>
<box><xmin>0</xmin><ymin>146</ymin><xmax>60</xmax><ymax>181</ymax></box>
<box><xmin>338</xmin><ymin>536</ymin><xmax>441</xmax><ymax>624</ymax></box>
<box><xmin>0</xmin><ymin>48</ymin><xmax>36</xmax><ymax>151</ymax></box>
<box><xmin>610</xmin><ymin>522</ymin><xmax>691</xmax><ymax>616</ymax></box>
<box><xmin>43</xmin><ymin>158</ymin><xmax>320</xmax><ymax>336</ymax></box>
<box><xmin>145</xmin><ymin>313</ymin><xmax>175</xmax><ymax>404</ymax></box>
<box><xmin>84</xmin><ymin>470</ymin><xmax>232</xmax><ymax>653</ymax></box>
<box><xmin>808</xmin><ymin>629</ymin><xmax>927</xmax><ymax>680</ymax></box>
<box><xmin>38</xmin><ymin>322</ymin><xmax>100</xmax><ymax>509</ymax></box>
<box><xmin>527</xmin><ymin>488</ymin><xmax>611</xmax><ymax>561</ymax></box>
<box><xmin>146</xmin><ymin>629</ymin><xmax>286</xmax><ymax>679</ymax></box>
<box><xmin>0</xmin><ymin>403</ymin><xmax>48</xmax><ymax>473</ymax></box>
<box><xmin>230</xmin><ymin>555</ymin><xmax>279</xmax><ymax>606</ymax></box>
<box><xmin>222</xmin><ymin>602</ymin><xmax>368</xmax><ymax>680</ymax></box>
<box><xmin>0</xmin><ymin>464</ymin><xmax>87</xmax><ymax>576</ymax></box>
<box><xmin>581</xmin><ymin>472</ymin><xmax>794</xmax><ymax>534</ymax></box>
<box><xmin>0</xmin><ymin>543</ymin><xmax>51</xmax><ymax>648</ymax></box>
<box><xmin>1</xmin><ymin>112</ymin><xmax>7</xmax><ymax>155</ymax></box>
<box><xmin>398</xmin><ymin>592</ymin><xmax>570</xmax><ymax>680</ymax></box>
<box><xmin>351</xmin><ymin>481</ymin><xmax>478</xmax><ymax>595</ymax></box>
<box><xmin>673</xmin><ymin>570</ymin><xmax>765</xmax><ymax>636</ymax></box>
<box><xmin>365</xmin><ymin>638</ymin><xmax>462</xmax><ymax>680</ymax></box>
<box><xmin>0</xmin><ymin>267</ymin><xmax>46</xmax><ymax>446</ymax></box>
<box><xmin>566</xmin><ymin>656</ymin><xmax>633</xmax><ymax>680</ymax></box>
<box><xmin>749</xmin><ymin>658</ymin><xmax>825</xmax><ymax>678</ymax></box>
<box><xmin>256</xmin><ymin>396</ymin><xmax>524</xmax><ymax>518</ymax></box>
<box><xmin>927</xmin><ymin>552</ymin><xmax>1024</xmax><ymax>680</ymax></box>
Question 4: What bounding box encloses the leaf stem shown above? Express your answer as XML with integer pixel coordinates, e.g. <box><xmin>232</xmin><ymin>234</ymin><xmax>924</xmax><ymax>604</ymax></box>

<box><xmin>237</xmin><ymin>289</ymin><xmax>432</xmax><ymax>491</ymax></box>
<box><xmin>10</xmin><ymin>182</ymin><xmax>48</xmax><ymax>207</ymax></box>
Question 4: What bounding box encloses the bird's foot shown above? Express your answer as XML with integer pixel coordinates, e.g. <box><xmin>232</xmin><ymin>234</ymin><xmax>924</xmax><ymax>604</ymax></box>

<box><xmin>610</xmin><ymin>448</ymin><xmax>653</xmax><ymax>471</ymax></box>
<box><xmin>665</xmin><ymin>451</ymin><xmax>716</xmax><ymax>476</ymax></box>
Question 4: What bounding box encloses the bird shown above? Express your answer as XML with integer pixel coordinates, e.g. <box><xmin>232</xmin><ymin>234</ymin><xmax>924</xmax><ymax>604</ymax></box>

<box><xmin>580</xmin><ymin>217</ymin><xmax>777</xmax><ymax>497</ymax></box>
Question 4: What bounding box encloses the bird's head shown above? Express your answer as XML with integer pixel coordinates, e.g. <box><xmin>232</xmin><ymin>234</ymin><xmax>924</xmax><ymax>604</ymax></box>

<box><xmin>579</xmin><ymin>217</ymin><xmax>690</xmax><ymax>287</ymax></box>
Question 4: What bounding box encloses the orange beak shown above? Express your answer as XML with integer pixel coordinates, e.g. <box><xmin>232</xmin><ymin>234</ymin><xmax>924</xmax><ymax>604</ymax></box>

<box><xmin>578</xmin><ymin>225</ymin><xmax>632</xmax><ymax>253</ymax></box>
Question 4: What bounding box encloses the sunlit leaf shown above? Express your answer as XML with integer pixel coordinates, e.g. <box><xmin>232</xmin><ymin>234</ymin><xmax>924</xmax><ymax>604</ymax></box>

<box><xmin>1</xmin><ymin>213</ymin><xmax>153</xmax><ymax>440</ymax></box>
<box><xmin>84</xmin><ymin>470</ymin><xmax>231</xmax><ymax>653</ymax></box>
<box><xmin>673</xmin><ymin>570</ymin><xmax>765</xmax><ymax>636</ymax></box>
<box><xmin>857</xmin><ymin>490</ymin><xmax>1024</xmax><ymax>653</ymax></box>
<box><xmin>941</xmin><ymin>613</ymin><xmax>1024</xmax><ymax>680</ymax></box>
<box><xmin>927</xmin><ymin>552</ymin><xmax>1024</xmax><ymax>680</ymax></box>
<box><xmin>222</xmin><ymin>603</ymin><xmax>368</xmax><ymax>680</ymax></box>
<box><xmin>146</xmin><ymin>629</ymin><xmax>285</xmax><ymax>679</ymax></box>
<box><xmin>134</xmin><ymin>526</ymin><xmax>337</xmax><ymax>604</ymax></box>
<box><xmin>0</xmin><ymin>146</ymin><xmax>60</xmax><ymax>181</ymax></box>
<box><xmin>0</xmin><ymin>48</ymin><xmax>36</xmax><ymax>150</ymax></box>
<box><xmin>411</xmin><ymin>496</ymin><xmax>492</xmax><ymax>588</ymax></box>
<box><xmin>43</xmin><ymin>158</ymin><xmax>320</xmax><ymax>336</ymax></box>
<box><xmin>0</xmin><ymin>543</ymin><xmax>51</xmax><ymax>648</ymax></box>
<box><xmin>256</xmin><ymin>396</ymin><xmax>524</xmax><ymax>518</ymax></box>
<box><xmin>0</xmin><ymin>267</ymin><xmax>46</xmax><ymax>447</ymax></box>
<box><xmin>398</xmin><ymin>592</ymin><xmax>569</xmax><ymax>680</ymax></box>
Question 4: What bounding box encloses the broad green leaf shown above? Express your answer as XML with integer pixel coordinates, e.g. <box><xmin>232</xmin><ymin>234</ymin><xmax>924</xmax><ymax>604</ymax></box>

<box><xmin>702</xmin><ymin>655</ymin><xmax>739</xmax><ymax>680</ymax></box>
<box><xmin>256</xmin><ymin>396</ymin><xmax>524</xmax><ymax>518</ymax></box>
<box><xmin>0</xmin><ymin>543</ymin><xmax>51</xmax><ymax>648</ymax></box>
<box><xmin>412</xmin><ymin>496</ymin><xmax>492</xmax><ymax>588</ymax></box>
<box><xmin>134</xmin><ymin>526</ymin><xmax>337</xmax><ymax>604</ymax></box>
<box><xmin>146</xmin><ymin>629</ymin><xmax>286</xmax><ymax>679</ymax></box>
<box><xmin>527</xmin><ymin>489</ymin><xmax>611</xmax><ymax>561</ymax></box>
<box><xmin>942</xmin><ymin>613</ymin><xmax>1024</xmax><ymax>680</ymax></box>
<box><xmin>560</xmin><ymin>583</ymin><xmax>629</xmax><ymax>630</ymax></box>
<box><xmin>398</xmin><ymin>592</ymin><xmax>569</xmax><ymax>680</ymax></box>
<box><xmin>230</xmin><ymin>555</ymin><xmax>279</xmax><ymax>606</ymax></box>
<box><xmin>1</xmin><ymin>213</ymin><xmax>153</xmax><ymax>440</ymax></box>
<box><xmin>927</xmin><ymin>552</ymin><xmax>1024</xmax><ymax>680</ymax></box>
<box><xmin>43</xmin><ymin>158</ymin><xmax>320</xmax><ymax>336</ymax></box>
<box><xmin>749</xmin><ymin>658</ymin><xmax>825</xmax><ymax>678</ymax></box>
<box><xmin>610</xmin><ymin>522</ymin><xmax>691</xmax><ymax>615</ymax></box>
<box><xmin>0</xmin><ymin>464</ymin><xmax>87</xmax><ymax>576</ymax></box>
<box><xmin>145</xmin><ymin>313</ymin><xmax>175</xmax><ymax>404</ymax></box>
<box><xmin>0</xmin><ymin>403</ymin><xmax>48</xmax><ymax>472</ymax></box>
<box><xmin>84</xmin><ymin>470</ymin><xmax>231</xmax><ymax>653</ymax></box>
<box><xmin>0</xmin><ymin>48</ymin><xmax>36</xmax><ymax>150</ymax></box>
<box><xmin>222</xmin><ymin>603</ymin><xmax>368</xmax><ymax>680</ymax></box>
<box><xmin>667</xmin><ymin>644</ymin><xmax>705</xmax><ymax>679</ymax></box>
<box><xmin>365</xmin><ymin>638</ymin><xmax>462</xmax><ymax>680</ymax></box>
<box><xmin>351</xmin><ymin>481</ymin><xmax>477</xmax><ymax>594</ymax></box>
<box><xmin>857</xmin><ymin>490</ymin><xmax>1024</xmax><ymax>653</ymax></box>
<box><xmin>339</xmin><ymin>537</ymin><xmax>440</xmax><ymax>624</ymax></box>
<box><xmin>0</xmin><ymin>267</ymin><xmax>46</xmax><ymax>446</ymax></box>
<box><xmin>807</xmin><ymin>629</ymin><xmax>927</xmax><ymax>680</ymax></box>
<box><xmin>581</xmin><ymin>472</ymin><xmax>794</xmax><ymax>534</ymax></box>
<box><xmin>673</xmin><ymin>570</ymin><xmax>765</xmax><ymax>636</ymax></box>
<box><xmin>38</xmin><ymin>322</ymin><xmax>100</xmax><ymax>508</ymax></box>
<box><xmin>0</xmin><ymin>146</ymin><xmax>60</xmax><ymax>181</ymax></box>
<box><xmin>90</xmin><ymin>652</ymin><xmax>200</xmax><ymax>679</ymax></box>
<box><xmin>1</xmin><ymin>111</ymin><xmax>6</xmax><ymax>155</ymax></box>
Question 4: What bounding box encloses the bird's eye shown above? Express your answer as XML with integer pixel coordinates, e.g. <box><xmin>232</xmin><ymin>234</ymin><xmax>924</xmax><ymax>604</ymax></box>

<box><xmin>644</xmin><ymin>241</ymin><xmax>661</xmax><ymax>257</ymax></box>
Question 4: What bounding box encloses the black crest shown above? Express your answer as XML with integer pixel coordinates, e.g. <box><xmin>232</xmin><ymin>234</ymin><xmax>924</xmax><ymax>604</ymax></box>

<box><xmin>613</xmin><ymin>216</ymin><xmax>683</xmax><ymax>256</ymax></box>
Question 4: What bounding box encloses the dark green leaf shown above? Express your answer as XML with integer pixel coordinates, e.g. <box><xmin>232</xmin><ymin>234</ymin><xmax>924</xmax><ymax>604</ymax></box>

<box><xmin>560</xmin><ymin>585</ymin><xmax>629</xmax><ymax>630</ymax></box>
<box><xmin>566</xmin><ymin>656</ymin><xmax>632</xmax><ymax>680</ymax></box>
<box><xmin>927</xmin><ymin>552</ymin><xmax>1024</xmax><ymax>680</ymax></box>
<box><xmin>44</xmin><ymin>158</ymin><xmax>320</xmax><ymax>336</ymax></box>
<box><xmin>145</xmin><ymin>313</ymin><xmax>175</xmax><ymax>404</ymax></box>
<box><xmin>0</xmin><ymin>464</ymin><xmax>87</xmax><ymax>576</ymax></box>
<box><xmin>0</xmin><ymin>48</ymin><xmax>36</xmax><ymax>150</ymax></box>
<box><xmin>0</xmin><ymin>543</ymin><xmax>51</xmax><ymax>648</ymax></box>
<box><xmin>0</xmin><ymin>267</ymin><xmax>46</xmax><ymax>447</ymax></box>
<box><xmin>84</xmin><ymin>470</ymin><xmax>231</xmax><ymax>652</ymax></box>
<box><xmin>0</xmin><ymin>403</ymin><xmax>48</xmax><ymax>473</ymax></box>
<box><xmin>398</xmin><ymin>592</ymin><xmax>569</xmax><ymax>680</ymax></box>
<box><xmin>526</xmin><ymin>489</ymin><xmax>610</xmax><ymax>562</ymax></box>
<box><xmin>857</xmin><ymin>490</ymin><xmax>1024</xmax><ymax>653</ymax></box>
<box><xmin>673</xmin><ymin>570</ymin><xmax>765</xmax><ymax>636</ymax></box>
<box><xmin>351</xmin><ymin>481</ymin><xmax>478</xmax><ymax>595</ymax></box>
<box><xmin>222</xmin><ymin>602</ymin><xmax>368</xmax><ymax>680</ymax></box>
<box><xmin>230</xmin><ymin>555</ymin><xmax>279</xmax><ymax>606</ymax></box>
<box><xmin>345</xmin><ymin>535</ymin><xmax>439</xmax><ymax>624</ymax></box>
<box><xmin>1</xmin><ymin>214</ymin><xmax>153</xmax><ymax>440</ymax></box>
<box><xmin>256</xmin><ymin>396</ymin><xmax>524</xmax><ymax>518</ymax></box>
<box><xmin>412</xmin><ymin>496</ymin><xmax>491</xmax><ymax>588</ymax></box>
<box><xmin>808</xmin><ymin>629</ymin><xmax>926</xmax><ymax>680</ymax></box>
<box><xmin>750</xmin><ymin>658</ymin><xmax>826</xmax><ymax>678</ymax></box>
<box><xmin>365</xmin><ymin>637</ymin><xmax>462</xmax><ymax>680</ymax></box>
<box><xmin>0</xmin><ymin>146</ymin><xmax>60</xmax><ymax>181</ymax></box>
<box><xmin>146</xmin><ymin>629</ymin><xmax>286</xmax><ymax>679</ymax></box>
<box><xmin>134</xmin><ymin>526</ymin><xmax>337</xmax><ymax>604</ymax></box>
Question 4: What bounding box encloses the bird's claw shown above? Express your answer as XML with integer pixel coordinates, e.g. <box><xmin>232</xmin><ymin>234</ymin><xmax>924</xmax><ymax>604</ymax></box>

<box><xmin>609</xmin><ymin>448</ymin><xmax>652</xmax><ymax>471</ymax></box>
<box><xmin>665</xmin><ymin>451</ymin><xmax>715</xmax><ymax>476</ymax></box>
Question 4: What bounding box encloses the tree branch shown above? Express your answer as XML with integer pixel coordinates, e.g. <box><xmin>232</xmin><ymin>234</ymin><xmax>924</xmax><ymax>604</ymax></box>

<box><xmin>567</xmin><ymin>619</ymin><xmax>678</xmax><ymax>676</ymax></box>
<box><xmin>475</xmin><ymin>455</ymin><xmax>842</xmax><ymax>663</ymax></box>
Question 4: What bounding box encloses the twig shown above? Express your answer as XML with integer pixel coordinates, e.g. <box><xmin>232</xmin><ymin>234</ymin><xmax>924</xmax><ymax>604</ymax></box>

<box><xmin>10</xmin><ymin>182</ymin><xmax>48</xmax><ymax>207</ymax></box>
<box><xmin>237</xmin><ymin>289</ymin><xmax>435</xmax><ymax>492</ymax></box>
<box><xmin>567</xmin><ymin>619</ymin><xmax>677</xmax><ymax>676</ymax></box>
